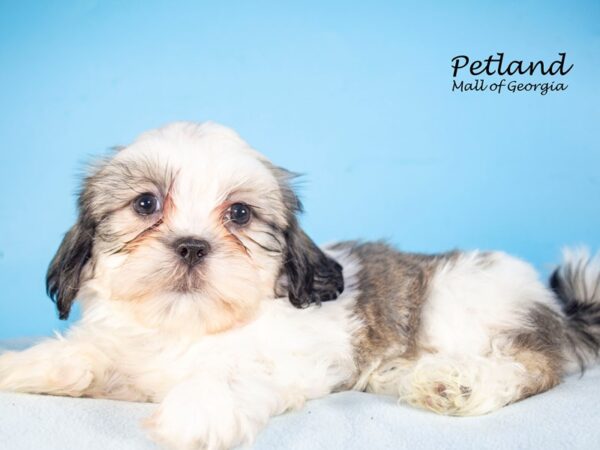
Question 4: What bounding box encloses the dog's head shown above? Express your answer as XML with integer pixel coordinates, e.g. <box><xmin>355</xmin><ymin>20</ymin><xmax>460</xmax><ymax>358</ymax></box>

<box><xmin>46</xmin><ymin>122</ymin><xmax>343</xmax><ymax>332</ymax></box>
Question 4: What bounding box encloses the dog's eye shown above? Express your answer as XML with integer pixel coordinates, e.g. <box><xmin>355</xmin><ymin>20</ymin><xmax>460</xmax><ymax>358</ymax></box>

<box><xmin>133</xmin><ymin>193</ymin><xmax>160</xmax><ymax>215</ymax></box>
<box><xmin>229</xmin><ymin>203</ymin><xmax>251</xmax><ymax>225</ymax></box>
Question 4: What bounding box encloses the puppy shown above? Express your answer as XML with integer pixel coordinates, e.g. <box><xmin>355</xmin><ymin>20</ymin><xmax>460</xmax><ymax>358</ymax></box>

<box><xmin>1</xmin><ymin>122</ymin><xmax>599</xmax><ymax>450</ymax></box>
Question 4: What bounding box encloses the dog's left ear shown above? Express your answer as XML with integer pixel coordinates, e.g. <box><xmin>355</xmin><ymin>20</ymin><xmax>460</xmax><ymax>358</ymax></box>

<box><xmin>46</xmin><ymin>216</ymin><xmax>95</xmax><ymax>320</ymax></box>
<box><xmin>270</xmin><ymin>165</ymin><xmax>344</xmax><ymax>307</ymax></box>
<box><xmin>46</xmin><ymin>176</ymin><xmax>97</xmax><ymax>320</ymax></box>
<box><xmin>283</xmin><ymin>219</ymin><xmax>344</xmax><ymax>307</ymax></box>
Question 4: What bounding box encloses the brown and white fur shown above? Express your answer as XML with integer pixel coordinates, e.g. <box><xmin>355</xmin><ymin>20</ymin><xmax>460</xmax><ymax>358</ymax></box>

<box><xmin>1</xmin><ymin>122</ymin><xmax>599</xmax><ymax>450</ymax></box>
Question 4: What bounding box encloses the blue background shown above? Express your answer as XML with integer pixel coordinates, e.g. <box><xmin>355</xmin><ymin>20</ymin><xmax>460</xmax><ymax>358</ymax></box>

<box><xmin>0</xmin><ymin>0</ymin><xmax>598</xmax><ymax>339</ymax></box>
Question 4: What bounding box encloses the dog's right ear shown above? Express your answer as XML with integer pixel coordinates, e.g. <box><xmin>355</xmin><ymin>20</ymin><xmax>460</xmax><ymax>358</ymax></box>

<box><xmin>46</xmin><ymin>196</ymin><xmax>96</xmax><ymax>320</ymax></box>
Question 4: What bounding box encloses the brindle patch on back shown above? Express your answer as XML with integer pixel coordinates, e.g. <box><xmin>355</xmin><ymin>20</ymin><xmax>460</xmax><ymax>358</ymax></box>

<box><xmin>329</xmin><ymin>241</ymin><xmax>458</xmax><ymax>385</ymax></box>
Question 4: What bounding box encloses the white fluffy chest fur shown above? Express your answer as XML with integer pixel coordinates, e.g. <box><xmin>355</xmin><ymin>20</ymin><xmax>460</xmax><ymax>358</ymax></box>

<box><xmin>73</xmin><ymin>249</ymin><xmax>363</xmax><ymax>403</ymax></box>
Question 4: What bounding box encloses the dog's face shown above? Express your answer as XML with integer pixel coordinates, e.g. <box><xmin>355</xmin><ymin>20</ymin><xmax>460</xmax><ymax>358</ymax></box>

<box><xmin>46</xmin><ymin>122</ymin><xmax>343</xmax><ymax>333</ymax></box>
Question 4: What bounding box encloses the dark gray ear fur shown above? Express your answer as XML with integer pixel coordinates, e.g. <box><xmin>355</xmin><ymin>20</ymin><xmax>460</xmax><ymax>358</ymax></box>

<box><xmin>46</xmin><ymin>179</ymin><xmax>97</xmax><ymax>320</ymax></box>
<box><xmin>283</xmin><ymin>219</ymin><xmax>345</xmax><ymax>307</ymax></box>
<box><xmin>270</xmin><ymin>165</ymin><xmax>344</xmax><ymax>307</ymax></box>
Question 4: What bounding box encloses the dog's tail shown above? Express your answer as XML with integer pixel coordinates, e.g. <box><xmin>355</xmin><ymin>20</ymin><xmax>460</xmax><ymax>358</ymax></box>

<box><xmin>550</xmin><ymin>248</ymin><xmax>600</xmax><ymax>370</ymax></box>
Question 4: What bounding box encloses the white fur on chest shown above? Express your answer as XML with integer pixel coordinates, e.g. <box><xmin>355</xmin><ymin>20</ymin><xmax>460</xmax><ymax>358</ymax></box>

<box><xmin>77</xmin><ymin>249</ymin><xmax>363</xmax><ymax>402</ymax></box>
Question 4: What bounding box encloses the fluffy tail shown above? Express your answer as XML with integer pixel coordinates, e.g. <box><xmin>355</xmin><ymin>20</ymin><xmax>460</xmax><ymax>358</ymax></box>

<box><xmin>550</xmin><ymin>248</ymin><xmax>600</xmax><ymax>370</ymax></box>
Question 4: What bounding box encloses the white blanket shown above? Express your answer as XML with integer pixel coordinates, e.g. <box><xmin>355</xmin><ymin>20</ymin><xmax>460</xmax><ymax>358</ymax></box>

<box><xmin>1</xmin><ymin>339</ymin><xmax>598</xmax><ymax>450</ymax></box>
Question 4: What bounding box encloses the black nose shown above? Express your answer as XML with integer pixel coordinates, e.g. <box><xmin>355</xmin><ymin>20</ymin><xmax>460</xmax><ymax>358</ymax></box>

<box><xmin>174</xmin><ymin>238</ymin><xmax>211</xmax><ymax>267</ymax></box>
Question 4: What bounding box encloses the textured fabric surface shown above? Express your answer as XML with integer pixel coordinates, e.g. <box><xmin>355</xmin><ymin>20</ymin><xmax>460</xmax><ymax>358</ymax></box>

<box><xmin>1</xmin><ymin>339</ymin><xmax>598</xmax><ymax>450</ymax></box>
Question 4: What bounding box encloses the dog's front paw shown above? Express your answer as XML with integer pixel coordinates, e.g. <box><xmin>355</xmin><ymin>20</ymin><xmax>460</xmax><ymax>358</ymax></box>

<box><xmin>0</xmin><ymin>347</ymin><xmax>94</xmax><ymax>396</ymax></box>
<box><xmin>0</xmin><ymin>352</ymin><xmax>18</xmax><ymax>390</ymax></box>
<box><xmin>144</xmin><ymin>381</ymin><xmax>261</xmax><ymax>450</ymax></box>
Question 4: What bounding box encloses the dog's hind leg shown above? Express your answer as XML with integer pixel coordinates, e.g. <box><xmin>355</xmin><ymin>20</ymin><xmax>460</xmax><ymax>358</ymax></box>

<box><xmin>398</xmin><ymin>350</ymin><xmax>560</xmax><ymax>416</ymax></box>
<box><xmin>371</xmin><ymin>326</ymin><xmax>562</xmax><ymax>417</ymax></box>
<box><xmin>366</xmin><ymin>316</ymin><xmax>565</xmax><ymax>417</ymax></box>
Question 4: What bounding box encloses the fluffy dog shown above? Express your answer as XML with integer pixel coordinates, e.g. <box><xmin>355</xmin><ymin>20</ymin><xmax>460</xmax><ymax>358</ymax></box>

<box><xmin>1</xmin><ymin>122</ymin><xmax>599</xmax><ymax>450</ymax></box>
